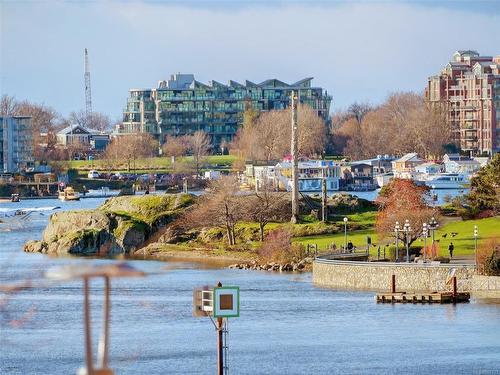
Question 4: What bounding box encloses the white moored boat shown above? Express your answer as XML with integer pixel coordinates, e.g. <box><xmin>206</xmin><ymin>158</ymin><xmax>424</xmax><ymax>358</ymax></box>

<box><xmin>422</xmin><ymin>173</ymin><xmax>469</xmax><ymax>189</ymax></box>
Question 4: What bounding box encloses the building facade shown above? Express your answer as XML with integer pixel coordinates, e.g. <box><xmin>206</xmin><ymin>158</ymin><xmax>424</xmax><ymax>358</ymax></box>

<box><xmin>0</xmin><ymin>116</ymin><xmax>34</xmax><ymax>173</ymax></box>
<box><xmin>425</xmin><ymin>50</ymin><xmax>500</xmax><ymax>155</ymax></box>
<box><xmin>121</xmin><ymin>74</ymin><xmax>332</xmax><ymax>149</ymax></box>
<box><xmin>57</xmin><ymin>125</ymin><xmax>110</xmax><ymax>151</ymax></box>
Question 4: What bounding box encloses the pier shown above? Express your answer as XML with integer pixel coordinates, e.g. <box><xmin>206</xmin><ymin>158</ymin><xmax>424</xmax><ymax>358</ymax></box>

<box><xmin>375</xmin><ymin>291</ymin><xmax>470</xmax><ymax>304</ymax></box>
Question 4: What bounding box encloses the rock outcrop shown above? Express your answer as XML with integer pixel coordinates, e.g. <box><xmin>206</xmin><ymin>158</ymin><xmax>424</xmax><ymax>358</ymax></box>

<box><xmin>227</xmin><ymin>258</ymin><xmax>313</xmax><ymax>273</ymax></box>
<box><xmin>24</xmin><ymin>194</ymin><xmax>193</xmax><ymax>256</ymax></box>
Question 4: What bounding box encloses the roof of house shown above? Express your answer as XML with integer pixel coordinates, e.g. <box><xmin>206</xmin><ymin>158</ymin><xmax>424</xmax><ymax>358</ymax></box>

<box><xmin>57</xmin><ymin>124</ymin><xmax>101</xmax><ymax>135</ymax></box>
<box><xmin>415</xmin><ymin>162</ymin><xmax>441</xmax><ymax>168</ymax></box>
<box><xmin>394</xmin><ymin>153</ymin><xmax>421</xmax><ymax>163</ymax></box>
<box><xmin>276</xmin><ymin>160</ymin><xmax>337</xmax><ymax>169</ymax></box>
<box><xmin>446</xmin><ymin>159</ymin><xmax>480</xmax><ymax>165</ymax></box>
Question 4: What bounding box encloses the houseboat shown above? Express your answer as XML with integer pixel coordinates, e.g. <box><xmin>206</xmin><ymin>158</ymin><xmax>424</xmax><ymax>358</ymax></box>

<box><xmin>58</xmin><ymin>186</ymin><xmax>80</xmax><ymax>201</ymax></box>
<box><xmin>420</xmin><ymin>173</ymin><xmax>470</xmax><ymax>189</ymax></box>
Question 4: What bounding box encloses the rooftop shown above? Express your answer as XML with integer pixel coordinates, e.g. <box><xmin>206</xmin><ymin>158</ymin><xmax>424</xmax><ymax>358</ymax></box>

<box><xmin>394</xmin><ymin>153</ymin><xmax>421</xmax><ymax>163</ymax></box>
<box><xmin>156</xmin><ymin>73</ymin><xmax>317</xmax><ymax>90</ymax></box>
<box><xmin>57</xmin><ymin>124</ymin><xmax>102</xmax><ymax>135</ymax></box>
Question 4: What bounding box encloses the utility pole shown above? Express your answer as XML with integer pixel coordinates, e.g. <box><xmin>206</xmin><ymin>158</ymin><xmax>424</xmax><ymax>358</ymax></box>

<box><xmin>216</xmin><ymin>283</ymin><xmax>223</xmax><ymax>375</ymax></box>
<box><xmin>321</xmin><ymin>167</ymin><xmax>327</xmax><ymax>222</ymax></box>
<box><xmin>290</xmin><ymin>91</ymin><xmax>299</xmax><ymax>223</ymax></box>
<box><xmin>84</xmin><ymin>48</ymin><xmax>93</xmax><ymax>119</ymax></box>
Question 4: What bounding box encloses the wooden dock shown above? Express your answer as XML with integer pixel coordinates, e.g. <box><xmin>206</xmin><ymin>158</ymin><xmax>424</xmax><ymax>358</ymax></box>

<box><xmin>375</xmin><ymin>291</ymin><xmax>470</xmax><ymax>304</ymax></box>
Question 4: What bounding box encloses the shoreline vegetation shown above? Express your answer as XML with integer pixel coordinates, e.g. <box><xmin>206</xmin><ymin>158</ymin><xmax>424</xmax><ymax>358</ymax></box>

<box><xmin>23</xmin><ymin>190</ymin><xmax>500</xmax><ymax>272</ymax></box>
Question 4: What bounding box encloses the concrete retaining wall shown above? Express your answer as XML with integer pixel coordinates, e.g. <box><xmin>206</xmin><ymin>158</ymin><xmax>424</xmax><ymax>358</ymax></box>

<box><xmin>313</xmin><ymin>260</ymin><xmax>476</xmax><ymax>292</ymax></box>
<box><xmin>472</xmin><ymin>275</ymin><xmax>500</xmax><ymax>298</ymax></box>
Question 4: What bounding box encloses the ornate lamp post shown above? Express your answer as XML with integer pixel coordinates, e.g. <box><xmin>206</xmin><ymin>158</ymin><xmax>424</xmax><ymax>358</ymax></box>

<box><xmin>394</xmin><ymin>221</ymin><xmax>401</xmax><ymax>262</ymax></box>
<box><xmin>422</xmin><ymin>223</ymin><xmax>428</xmax><ymax>263</ymax></box>
<box><xmin>428</xmin><ymin>217</ymin><xmax>438</xmax><ymax>258</ymax></box>
<box><xmin>474</xmin><ymin>225</ymin><xmax>479</xmax><ymax>273</ymax></box>
<box><xmin>403</xmin><ymin>219</ymin><xmax>412</xmax><ymax>263</ymax></box>
<box><xmin>343</xmin><ymin>217</ymin><xmax>348</xmax><ymax>251</ymax></box>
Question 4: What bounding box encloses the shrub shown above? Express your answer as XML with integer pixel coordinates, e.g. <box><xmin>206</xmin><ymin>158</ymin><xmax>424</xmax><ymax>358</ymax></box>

<box><xmin>258</xmin><ymin>228</ymin><xmax>305</xmax><ymax>263</ymax></box>
<box><xmin>477</xmin><ymin>237</ymin><xmax>500</xmax><ymax>276</ymax></box>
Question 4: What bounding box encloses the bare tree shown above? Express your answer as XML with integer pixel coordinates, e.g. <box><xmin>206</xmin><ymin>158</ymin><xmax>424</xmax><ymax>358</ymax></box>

<box><xmin>0</xmin><ymin>94</ymin><xmax>19</xmax><ymax>116</ymax></box>
<box><xmin>188</xmin><ymin>130</ymin><xmax>210</xmax><ymax>175</ymax></box>
<box><xmin>104</xmin><ymin>133</ymin><xmax>157</xmax><ymax>171</ymax></box>
<box><xmin>347</xmin><ymin>102</ymin><xmax>372</xmax><ymax>123</ymax></box>
<box><xmin>334</xmin><ymin>92</ymin><xmax>453</xmax><ymax>159</ymax></box>
<box><xmin>162</xmin><ymin>136</ymin><xmax>189</xmax><ymax>161</ymax></box>
<box><xmin>16</xmin><ymin>101</ymin><xmax>61</xmax><ymax>161</ymax></box>
<box><xmin>234</xmin><ymin>103</ymin><xmax>327</xmax><ymax>162</ymax></box>
<box><xmin>68</xmin><ymin>110</ymin><xmax>111</xmax><ymax>132</ymax></box>
<box><xmin>181</xmin><ymin>176</ymin><xmax>244</xmax><ymax>245</ymax></box>
<box><xmin>243</xmin><ymin>183</ymin><xmax>290</xmax><ymax>241</ymax></box>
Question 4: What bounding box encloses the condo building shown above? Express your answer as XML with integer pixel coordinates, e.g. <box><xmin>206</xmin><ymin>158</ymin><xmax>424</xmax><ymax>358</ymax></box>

<box><xmin>120</xmin><ymin>74</ymin><xmax>332</xmax><ymax>149</ymax></box>
<box><xmin>426</xmin><ymin>50</ymin><xmax>500</xmax><ymax>155</ymax></box>
<box><xmin>0</xmin><ymin>116</ymin><xmax>34</xmax><ymax>173</ymax></box>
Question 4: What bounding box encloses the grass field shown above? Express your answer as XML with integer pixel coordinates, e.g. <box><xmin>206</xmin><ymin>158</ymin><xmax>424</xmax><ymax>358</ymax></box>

<box><xmin>68</xmin><ymin>155</ymin><xmax>237</xmax><ymax>172</ymax></box>
<box><xmin>295</xmin><ymin>216</ymin><xmax>500</xmax><ymax>257</ymax></box>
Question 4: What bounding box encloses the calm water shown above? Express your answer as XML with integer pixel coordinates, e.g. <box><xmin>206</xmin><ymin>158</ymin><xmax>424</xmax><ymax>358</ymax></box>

<box><xmin>1</xmin><ymin>198</ymin><xmax>499</xmax><ymax>375</ymax></box>
<box><xmin>324</xmin><ymin>188</ymin><xmax>469</xmax><ymax>205</ymax></box>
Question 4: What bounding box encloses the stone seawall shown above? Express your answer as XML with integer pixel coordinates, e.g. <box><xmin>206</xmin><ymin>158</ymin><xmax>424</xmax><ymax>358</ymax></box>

<box><xmin>313</xmin><ymin>260</ymin><xmax>476</xmax><ymax>292</ymax></box>
<box><xmin>472</xmin><ymin>275</ymin><xmax>500</xmax><ymax>298</ymax></box>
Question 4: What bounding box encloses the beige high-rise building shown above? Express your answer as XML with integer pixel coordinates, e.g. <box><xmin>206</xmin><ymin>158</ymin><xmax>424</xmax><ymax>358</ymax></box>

<box><xmin>426</xmin><ymin>50</ymin><xmax>500</xmax><ymax>155</ymax></box>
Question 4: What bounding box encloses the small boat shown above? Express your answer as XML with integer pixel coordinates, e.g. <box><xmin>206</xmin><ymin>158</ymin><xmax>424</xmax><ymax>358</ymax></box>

<box><xmin>58</xmin><ymin>187</ymin><xmax>80</xmax><ymax>201</ymax></box>
<box><xmin>0</xmin><ymin>206</ymin><xmax>60</xmax><ymax>228</ymax></box>
<box><xmin>420</xmin><ymin>173</ymin><xmax>470</xmax><ymax>189</ymax></box>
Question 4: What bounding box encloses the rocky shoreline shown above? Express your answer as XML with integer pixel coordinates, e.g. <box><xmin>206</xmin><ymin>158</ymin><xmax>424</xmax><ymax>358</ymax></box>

<box><xmin>24</xmin><ymin>194</ymin><xmax>193</xmax><ymax>256</ymax></box>
<box><xmin>228</xmin><ymin>258</ymin><xmax>313</xmax><ymax>272</ymax></box>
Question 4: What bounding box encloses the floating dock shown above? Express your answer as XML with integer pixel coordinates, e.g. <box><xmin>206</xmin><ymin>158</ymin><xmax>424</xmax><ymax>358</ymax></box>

<box><xmin>375</xmin><ymin>291</ymin><xmax>470</xmax><ymax>304</ymax></box>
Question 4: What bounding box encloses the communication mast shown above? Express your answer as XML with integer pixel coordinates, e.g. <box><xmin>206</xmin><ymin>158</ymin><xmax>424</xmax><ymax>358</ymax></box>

<box><xmin>84</xmin><ymin>48</ymin><xmax>92</xmax><ymax>118</ymax></box>
<box><xmin>290</xmin><ymin>91</ymin><xmax>299</xmax><ymax>223</ymax></box>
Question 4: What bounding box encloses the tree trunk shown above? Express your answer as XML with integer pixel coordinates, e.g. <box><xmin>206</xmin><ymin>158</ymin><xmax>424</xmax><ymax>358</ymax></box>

<box><xmin>230</xmin><ymin>223</ymin><xmax>236</xmax><ymax>245</ymax></box>
<box><xmin>259</xmin><ymin>222</ymin><xmax>265</xmax><ymax>241</ymax></box>
<box><xmin>226</xmin><ymin>224</ymin><xmax>233</xmax><ymax>246</ymax></box>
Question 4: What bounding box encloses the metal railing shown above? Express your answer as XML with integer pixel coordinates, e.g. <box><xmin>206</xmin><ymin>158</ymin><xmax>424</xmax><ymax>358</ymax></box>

<box><xmin>314</xmin><ymin>256</ymin><xmax>475</xmax><ymax>269</ymax></box>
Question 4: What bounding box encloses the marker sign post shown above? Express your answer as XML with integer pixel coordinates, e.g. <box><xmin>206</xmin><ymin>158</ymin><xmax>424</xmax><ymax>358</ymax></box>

<box><xmin>213</xmin><ymin>286</ymin><xmax>240</xmax><ymax>318</ymax></box>
<box><xmin>193</xmin><ymin>282</ymin><xmax>239</xmax><ymax>375</ymax></box>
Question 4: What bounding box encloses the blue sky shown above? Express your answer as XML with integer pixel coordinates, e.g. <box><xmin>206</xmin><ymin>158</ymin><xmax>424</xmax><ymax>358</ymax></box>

<box><xmin>1</xmin><ymin>0</ymin><xmax>499</xmax><ymax>121</ymax></box>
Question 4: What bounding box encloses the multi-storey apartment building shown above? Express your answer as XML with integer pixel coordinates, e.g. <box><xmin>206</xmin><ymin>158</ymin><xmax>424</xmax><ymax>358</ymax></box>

<box><xmin>120</xmin><ymin>74</ymin><xmax>332</xmax><ymax>149</ymax></box>
<box><xmin>0</xmin><ymin>116</ymin><xmax>34</xmax><ymax>173</ymax></box>
<box><xmin>426</xmin><ymin>50</ymin><xmax>500</xmax><ymax>155</ymax></box>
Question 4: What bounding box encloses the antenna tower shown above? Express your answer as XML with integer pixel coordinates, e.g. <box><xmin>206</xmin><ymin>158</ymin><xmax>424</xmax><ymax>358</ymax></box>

<box><xmin>84</xmin><ymin>48</ymin><xmax>93</xmax><ymax>117</ymax></box>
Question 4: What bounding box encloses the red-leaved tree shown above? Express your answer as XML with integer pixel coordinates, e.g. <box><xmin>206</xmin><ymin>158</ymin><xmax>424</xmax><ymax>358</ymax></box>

<box><xmin>376</xmin><ymin>179</ymin><xmax>438</xmax><ymax>246</ymax></box>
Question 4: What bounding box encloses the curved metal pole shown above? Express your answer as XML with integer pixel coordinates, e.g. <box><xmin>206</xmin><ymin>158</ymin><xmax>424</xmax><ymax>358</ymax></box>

<box><xmin>98</xmin><ymin>276</ymin><xmax>111</xmax><ymax>368</ymax></box>
<box><xmin>83</xmin><ymin>277</ymin><xmax>94</xmax><ymax>375</ymax></box>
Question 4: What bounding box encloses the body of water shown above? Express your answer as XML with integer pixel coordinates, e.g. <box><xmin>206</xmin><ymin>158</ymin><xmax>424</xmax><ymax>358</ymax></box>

<box><xmin>321</xmin><ymin>188</ymin><xmax>468</xmax><ymax>205</ymax></box>
<box><xmin>1</xmin><ymin>198</ymin><xmax>499</xmax><ymax>374</ymax></box>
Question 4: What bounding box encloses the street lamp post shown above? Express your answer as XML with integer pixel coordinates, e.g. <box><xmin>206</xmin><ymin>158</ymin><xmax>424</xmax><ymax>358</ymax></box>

<box><xmin>343</xmin><ymin>217</ymin><xmax>348</xmax><ymax>252</ymax></box>
<box><xmin>428</xmin><ymin>217</ymin><xmax>438</xmax><ymax>258</ymax></box>
<box><xmin>403</xmin><ymin>219</ymin><xmax>412</xmax><ymax>263</ymax></box>
<box><xmin>394</xmin><ymin>221</ymin><xmax>400</xmax><ymax>262</ymax></box>
<box><xmin>422</xmin><ymin>223</ymin><xmax>428</xmax><ymax>263</ymax></box>
<box><xmin>474</xmin><ymin>225</ymin><xmax>479</xmax><ymax>273</ymax></box>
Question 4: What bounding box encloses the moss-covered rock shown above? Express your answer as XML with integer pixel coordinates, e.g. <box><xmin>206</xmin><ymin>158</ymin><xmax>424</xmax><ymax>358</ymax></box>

<box><xmin>24</xmin><ymin>193</ymin><xmax>194</xmax><ymax>257</ymax></box>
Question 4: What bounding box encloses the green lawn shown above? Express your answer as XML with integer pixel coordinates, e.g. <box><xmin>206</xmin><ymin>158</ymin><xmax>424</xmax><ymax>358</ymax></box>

<box><xmin>68</xmin><ymin>155</ymin><xmax>236</xmax><ymax>171</ymax></box>
<box><xmin>294</xmin><ymin>216</ymin><xmax>500</xmax><ymax>257</ymax></box>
